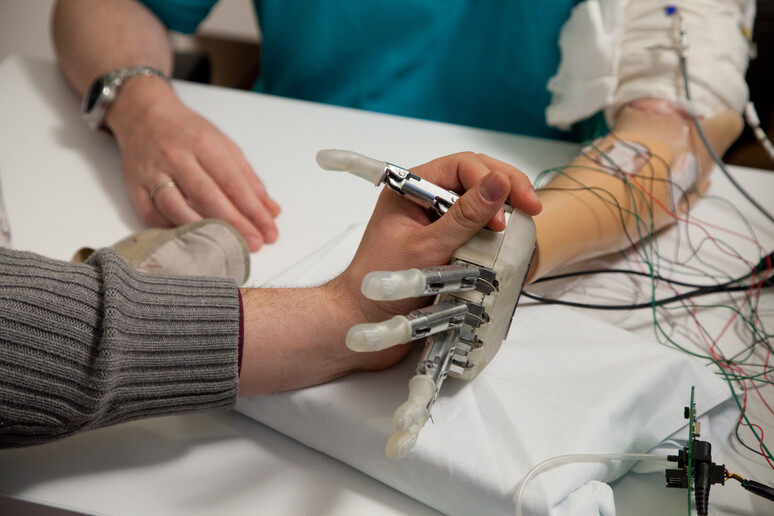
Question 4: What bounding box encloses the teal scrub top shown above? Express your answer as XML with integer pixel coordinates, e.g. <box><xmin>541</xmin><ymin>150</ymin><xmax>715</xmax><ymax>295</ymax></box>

<box><xmin>140</xmin><ymin>0</ymin><xmax>582</xmax><ymax>140</ymax></box>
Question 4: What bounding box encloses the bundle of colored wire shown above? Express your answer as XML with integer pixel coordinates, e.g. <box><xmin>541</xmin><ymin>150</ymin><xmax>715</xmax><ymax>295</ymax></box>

<box><xmin>525</xmin><ymin>251</ymin><xmax>774</xmax><ymax>310</ymax></box>
<box><xmin>529</xmin><ymin>143</ymin><xmax>774</xmax><ymax>469</ymax></box>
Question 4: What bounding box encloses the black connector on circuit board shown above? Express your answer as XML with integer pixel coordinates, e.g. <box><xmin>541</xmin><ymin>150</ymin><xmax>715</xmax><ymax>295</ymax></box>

<box><xmin>666</xmin><ymin>441</ymin><xmax>725</xmax><ymax>515</ymax></box>
<box><xmin>665</xmin><ymin>387</ymin><xmax>725</xmax><ymax>516</ymax></box>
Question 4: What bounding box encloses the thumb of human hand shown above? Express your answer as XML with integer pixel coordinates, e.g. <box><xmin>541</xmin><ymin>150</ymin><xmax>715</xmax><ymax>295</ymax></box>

<box><xmin>429</xmin><ymin>171</ymin><xmax>509</xmax><ymax>252</ymax></box>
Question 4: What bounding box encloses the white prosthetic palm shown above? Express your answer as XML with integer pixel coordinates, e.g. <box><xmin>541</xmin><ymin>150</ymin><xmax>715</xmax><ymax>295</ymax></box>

<box><xmin>318</xmin><ymin>149</ymin><xmax>536</xmax><ymax>459</ymax></box>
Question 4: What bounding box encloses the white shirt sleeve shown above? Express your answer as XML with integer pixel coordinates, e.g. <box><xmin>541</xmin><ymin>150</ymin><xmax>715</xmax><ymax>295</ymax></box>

<box><xmin>545</xmin><ymin>0</ymin><xmax>756</xmax><ymax>130</ymax></box>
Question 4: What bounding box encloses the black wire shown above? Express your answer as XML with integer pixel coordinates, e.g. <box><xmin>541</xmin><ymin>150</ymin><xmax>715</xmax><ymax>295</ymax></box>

<box><xmin>534</xmin><ymin>268</ymin><xmax>734</xmax><ymax>289</ymax></box>
<box><xmin>735</xmin><ymin>419</ymin><xmax>769</xmax><ymax>459</ymax></box>
<box><xmin>522</xmin><ymin>281</ymin><xmax>773</xmax><ymax>311</ymax></box>
<box><xmin>741</xmin><ymin>479</ymin><xmax>774</xmax><ymax>503</ymax></box>
<box><xmin>527</xmin><ymin>251</ymin><xmax>774</xmax><ymax>310</ymax></box>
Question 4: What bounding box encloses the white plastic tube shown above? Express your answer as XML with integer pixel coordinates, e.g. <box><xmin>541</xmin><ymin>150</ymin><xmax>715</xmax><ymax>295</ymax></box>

<box><xmin>316</xmin><ymin>149</ymin><xmax>386</xmax><ymax>185</ymax></box>
<box><xmin>745</xmin><ymin>102</ymin><xmax>774</xmax><ymax>163</ymax></box>
<box><xmin>512</xmin><ymin>453</ymin><xmax>669</xmax><ymax>516</ymax></box>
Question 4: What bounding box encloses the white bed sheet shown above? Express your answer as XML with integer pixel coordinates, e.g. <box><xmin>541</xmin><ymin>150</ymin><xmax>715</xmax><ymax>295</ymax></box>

<box><xmin>237</xmin><ymin>224</ymin><xmax>736</xmax><ymax>515</ymax></box>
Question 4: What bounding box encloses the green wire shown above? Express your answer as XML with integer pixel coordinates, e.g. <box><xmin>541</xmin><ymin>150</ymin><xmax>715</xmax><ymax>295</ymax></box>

<box><xmin>534</xmin><ymin>148</ymin><xmax>774</xmax><ymax>466</ymax></box>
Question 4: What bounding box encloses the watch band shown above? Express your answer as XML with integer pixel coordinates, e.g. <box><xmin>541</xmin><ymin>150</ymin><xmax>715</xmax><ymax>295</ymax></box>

<box><xmin>82</xmin><ymin>65</ymin><xmax>168</xmax><ymax>131</ymax></box>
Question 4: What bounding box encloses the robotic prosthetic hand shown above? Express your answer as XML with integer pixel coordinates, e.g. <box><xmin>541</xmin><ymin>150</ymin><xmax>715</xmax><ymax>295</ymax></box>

<box><xmin>317</xmin><ymin>150</ymin><xmax>536</xmax><ymax>459</ymax></box>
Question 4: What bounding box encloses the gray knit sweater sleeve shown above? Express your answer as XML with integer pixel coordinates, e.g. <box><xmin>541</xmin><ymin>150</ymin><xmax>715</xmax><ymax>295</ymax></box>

<box><xmin>0</xmin><ymin>247</ymin><xmax>240</xmax><ymax>447</ymax></box>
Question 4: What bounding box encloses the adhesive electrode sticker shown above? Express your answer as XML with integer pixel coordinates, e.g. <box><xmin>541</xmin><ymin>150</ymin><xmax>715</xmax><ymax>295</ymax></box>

<box><xmin>592</xmin><ymin>140</ymin><xmax>651</xmax><ymax>177</ymax></box>
<box><xmin>591</xmin><ymin>139</ymin><xmax>699</xmax><ymax>211</ymax></box>
<box><xmin>667</xmin><ymin>152</ymin><xmax>699</xmax><ymax>210</ymax></box>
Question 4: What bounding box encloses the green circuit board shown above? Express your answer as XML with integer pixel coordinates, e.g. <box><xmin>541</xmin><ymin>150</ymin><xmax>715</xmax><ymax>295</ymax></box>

<box><xmin>686</xmin><ymin>386</ymin><xmax>696</xmax><ymax>515</ymax></box>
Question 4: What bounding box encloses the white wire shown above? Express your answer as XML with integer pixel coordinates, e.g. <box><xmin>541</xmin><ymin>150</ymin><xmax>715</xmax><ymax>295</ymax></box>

<box><xmin>744</xmin><ymin>102</ymin><xmax>774</xmax><ymax>164</ymax></box>
<box><xmin>676</xmin><ymin>18</ymin><xmax>774</xmax><ymax>225</ymax></box>
<box><xmin>512</xmin><ymin>452</ymin><xmax>670</xmax><ymax>516</ymax></box>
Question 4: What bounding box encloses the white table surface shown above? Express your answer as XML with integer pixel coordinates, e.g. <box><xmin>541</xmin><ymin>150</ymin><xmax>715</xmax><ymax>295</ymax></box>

<box><xmin>0</xmin><ymin>55</ymin><xmax>772</xmax><ymax>515</ymax></box>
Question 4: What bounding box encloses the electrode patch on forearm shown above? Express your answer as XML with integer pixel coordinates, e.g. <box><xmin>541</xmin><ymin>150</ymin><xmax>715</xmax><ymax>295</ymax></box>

<box><xmin>582</xmin><ymin>138</ymin><xmax>697</xmax><ymax>212</ymax></box>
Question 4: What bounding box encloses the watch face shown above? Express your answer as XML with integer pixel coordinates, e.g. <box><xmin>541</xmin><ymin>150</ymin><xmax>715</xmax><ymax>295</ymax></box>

<box><xmin>85</xmin><ymin>78</ymin><xmax>106</xmax><ymax>113</ymax></box>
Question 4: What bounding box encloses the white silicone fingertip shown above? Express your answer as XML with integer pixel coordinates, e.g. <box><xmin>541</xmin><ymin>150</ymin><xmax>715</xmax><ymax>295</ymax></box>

<box><xmin>361</xmin><ymin>270</ymin><xmax>425</xmax><ymax>300</ymax></box>
<box><xmin>387</xmin><ymin>375</ymin><xmax>434</xmax><ymax>459</ymax></box>
<box><xmin>345</xmin><ymin>316</ymin><xmax>412</xmax><ymax>352</ymax></box>
<box><xmin>316</xmin><ymin>149</ymin><xmax>386</xmax><ymax>185</ymax></box>
<box><xmin>386</xmin><ymin>429</ymin><xmax>418</xmax><ymax>460</ymax></box>
<box><xmin>392</xmin><ymin>375</ymin><xmax>434</xmax><ymax>430</ymax></box>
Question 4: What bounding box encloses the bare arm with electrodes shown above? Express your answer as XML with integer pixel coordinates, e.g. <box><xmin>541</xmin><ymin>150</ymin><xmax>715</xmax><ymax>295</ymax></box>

<box><xmin>535</xmin><ymin>2</ymin><xmax>755</xmax><ymax>280</ymax></box>
<box><xmin>528</xmin><ymin>102</ymin><xmax>744</xmax><ymax>283</ymax></box>
<box><xmin>52</xmin><ymin>0</ymin><xmax>280</xmax><ymax>252</ymax></box>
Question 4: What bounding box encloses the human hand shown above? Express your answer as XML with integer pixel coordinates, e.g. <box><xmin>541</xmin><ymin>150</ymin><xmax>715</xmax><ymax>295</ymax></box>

<box><xmin>238</xmin><ymin>152</ymin><xmax>538</xmax><ymax>394</ymax></box>
<box><xmin>107</xmin><ymin>79</ymin><xmax>280</xmax><ymax>252</ymax></box>
<box><xmin>330</xmin><ymin>152</ymin><xmax>541</xmax><ymax>371</ymax></box>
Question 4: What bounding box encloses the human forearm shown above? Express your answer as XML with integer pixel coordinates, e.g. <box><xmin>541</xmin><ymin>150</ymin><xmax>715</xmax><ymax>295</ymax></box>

<box><xmin>53</xmin><ymin>0</ymin><xmax>178</xmax><ymax>137</ymax></box>
<box><xmin>0</xmin><ymin>248</ymin><xmax>240</xmax><ymax>448</ymax></box>
<box><xmin>52</xmin><ymin>0</ymin><xmax>281</xmax><ymax>251</ymax></box>
<box><xmin>0</xmin><ymin>152</ymin><xmax>534</xmax><ymax>445</ymax></box>
<box><xmin>237</xmin><ymin>280</ymin><xmax>399</xmax><ymax>395</ymax></box>
<box><xmin>527</xmin><ymin>103</ymin><xmax>744</xmax><ymax>283</ymax></box>
<box><xmin>53</xmin><ymin>0</ymin><xmax>172</xmax><ymax>95</ymax></box>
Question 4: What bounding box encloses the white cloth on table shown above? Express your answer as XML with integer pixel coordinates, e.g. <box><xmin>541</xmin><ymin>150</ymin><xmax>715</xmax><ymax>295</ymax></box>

<box><xmin>238</xmin><ymin>223</ymin><xmax>736</xmax><ymax>515</ymax></box>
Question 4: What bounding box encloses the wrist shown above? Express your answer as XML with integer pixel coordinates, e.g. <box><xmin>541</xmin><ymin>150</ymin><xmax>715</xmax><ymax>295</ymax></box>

<box><xmin>82</xmin><ymin>66</ymin><xmax>169</xmax><ymax>131</ymax></box>
<box><xmin>104</xmin><ymin>74</ymin><xmax>177</xmax><ymax>138</ymax></box>
<box><xmin>237</xmin><ymin>282</ymin><xmax>366</xmax><ymax>395</ymax></box>
<box><xmin>322</xmin><ymin>273</ymin><xmax>417</xmax><ymax>373</ymax></box>
<box><xmin>613</xmin><ymin>104</ymin><xmax>692</xmax><ymax>156</ymax></box>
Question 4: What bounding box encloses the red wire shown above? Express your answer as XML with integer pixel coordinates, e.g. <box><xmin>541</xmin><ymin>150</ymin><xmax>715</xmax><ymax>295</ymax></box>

<box><xmin>576</xmin><ymin>148</ymin><xmax>774</xmax><ymax>469</ymax></box>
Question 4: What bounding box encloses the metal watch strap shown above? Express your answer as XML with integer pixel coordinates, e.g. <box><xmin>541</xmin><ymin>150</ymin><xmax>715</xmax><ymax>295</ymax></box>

<box><xmin>82</xmin><ymin>65</ymin><xmax>168</xmax><ymax>131</ymax></box>
<box><xmin>111</xmin><ymin>65</ymin><xmax>166</xmax><ymax>85</ymax></box>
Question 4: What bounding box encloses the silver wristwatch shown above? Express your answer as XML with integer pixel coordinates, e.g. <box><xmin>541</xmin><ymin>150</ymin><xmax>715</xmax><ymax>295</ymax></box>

<box><xmin>81</xmin><ymin>65</ymin><xmax>168</xmax><ymax>130</ymax></box>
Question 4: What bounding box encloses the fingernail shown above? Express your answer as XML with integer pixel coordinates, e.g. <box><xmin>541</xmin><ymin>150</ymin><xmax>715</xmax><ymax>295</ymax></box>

<box><xmin>479</xmin><ymin>172</ymin><xmax>507</xmax><ymax>202</ymax></box>
<box><xmin>528</xmin><ymin>187</ymin><xmax>541</xmax><ymax>207</ymax></box>
<box><xmin>246</xmin><ymin>235</ymin><xmax>263</xmax><ymax>251</ymax></box>
<box><xmin>495</xmin><ymin>209</ymin><xmax>506</xmax><ymax>228</ymax></box>
<box><xmin>265</xmin><ymin>228</ymin><xmax>279</xmax><ymax>243</ymax></box>
<box><xmin>268</xmin><ymin>199</ymin><xmax>281</xmax><ymax>217</ymax></box>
